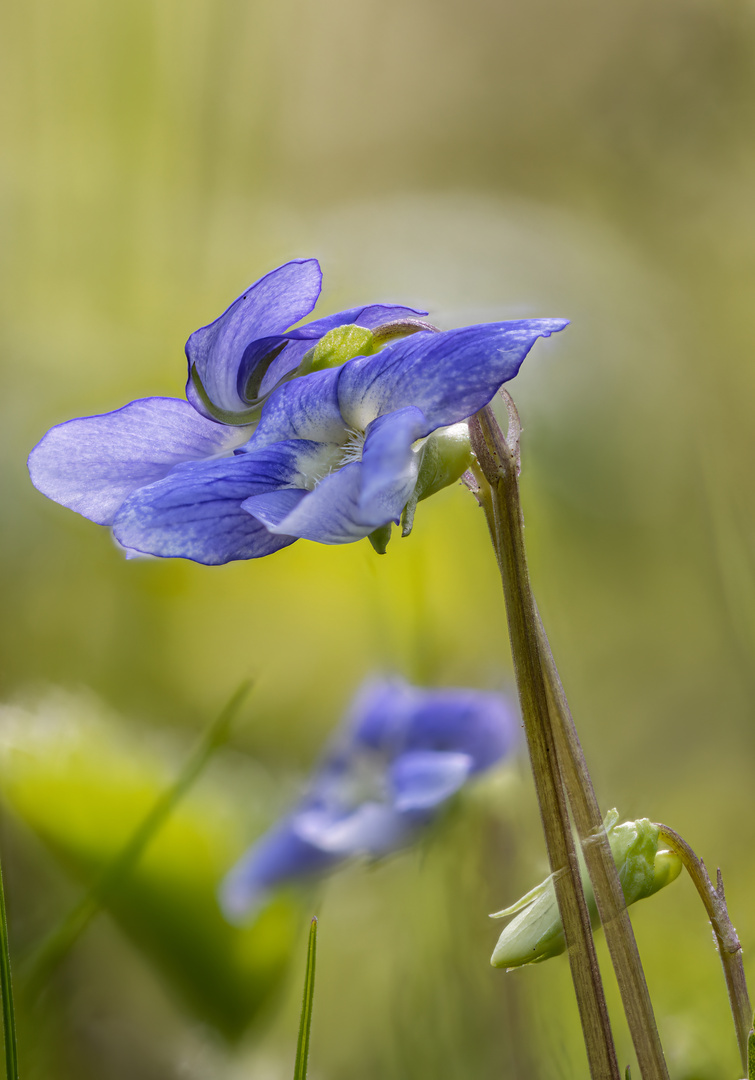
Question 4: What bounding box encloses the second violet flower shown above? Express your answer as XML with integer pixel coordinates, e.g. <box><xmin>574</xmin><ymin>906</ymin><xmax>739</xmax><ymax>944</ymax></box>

<box><xmin>220</xmin><ymin>679</ymin><xmax>519</xmax><ymax>920</ymax></box>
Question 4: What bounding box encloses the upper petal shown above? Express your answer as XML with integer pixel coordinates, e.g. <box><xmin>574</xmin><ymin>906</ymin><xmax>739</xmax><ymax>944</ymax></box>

<box><xmin>244</xmin><ymin>367</ymin><xmax>347</xmax><ymax>450</ymax></box>
<box><xmin>27</xmin><ymin>397</ymin><xmax>253</xmax><ymax>525</ymax></box>
<box><xmin>350</xmin><ymin>679</ymin><xmax>518</xmax><ymax>772</ymax></box>
<box><xmin>349</xmin><ymin>680</ymin><xmax>417</xmax><ymax>751</ymax></box>
<box><xmin>337</xmin><ymin>319</ymin><xmax>568</xmax><ymax>432</ymax></box>
<box><xmin>112</xmin><ymin>442</ymin><xmax>321</xmax><ymax>564</ymax></box>
<box><xmin>185</xmin><ymin>258</ymin><xmax>323</xmax><ymax>417</ymax></box>
<box><xmin>401</xmin><ymin>689</ymin><xmax>519</xmax><ymax>772</ymax></box>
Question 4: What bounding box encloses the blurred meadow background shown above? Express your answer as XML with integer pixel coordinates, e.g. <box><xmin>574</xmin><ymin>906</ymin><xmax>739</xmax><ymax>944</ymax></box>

<box><xmin>2</xmin><ymin>0</ymin><xmax>755</xmax><ymax>1077</ymax></box>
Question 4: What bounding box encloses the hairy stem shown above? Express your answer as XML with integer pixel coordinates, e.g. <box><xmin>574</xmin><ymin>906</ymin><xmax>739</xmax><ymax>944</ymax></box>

<box><xmin>470</xmin><ymin>405</ymin><xmax>619</xmax><ymax>1080</ymax></box>
<box><xmin>470</xmin><ymin>395</ymin><xmax>670</xmax><ymax>1079</ymax></box>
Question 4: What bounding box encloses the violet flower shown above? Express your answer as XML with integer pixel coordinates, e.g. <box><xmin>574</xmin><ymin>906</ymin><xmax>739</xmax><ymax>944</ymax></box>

<box><xmin>220</xmin><ymin>679</ymin><xmax>519</xmax><ymax>920</ymax></box>
<box><xmin>29</xmin><ymin>259</ymin><xmax>567</xmax><ymax>563</ymax></box>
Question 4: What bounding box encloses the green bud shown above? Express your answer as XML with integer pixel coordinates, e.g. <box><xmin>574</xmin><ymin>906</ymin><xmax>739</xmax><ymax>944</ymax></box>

<box><xmin>490</xmin><ymin>810</ymin><xmax>682</xmax><ymax>969</ymax></box>
<box><xmin>299</xmin><ymin>325</ymin><xmax>375</xmax><ymax>376</ymax></box>
<box><xmin>401</xmin><ymin>423</ymin><xmax>474</xmax><ymax>536</ymax></box>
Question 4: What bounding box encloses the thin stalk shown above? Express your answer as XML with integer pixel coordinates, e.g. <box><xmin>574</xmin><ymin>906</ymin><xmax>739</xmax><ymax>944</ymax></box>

<box><xmin>293</xmin><ymin>917</ymin><xmax>318</xmax><ymax>1080</ymax></box>
<box><xmin>0</xmin><ymin>854</ymin><xmax>19</xmax><ymax>1080</ymax></box>
<box><xmin>470</xmin><ymin>406</ymin><xmax>619</xmax><ymax>1080</ymax></box>
<box><xmin>24</xmin><ymin>680</ymin><xmax>253</xmax><ymax>997</ymax></box>
<box><xmin>536</xmin><ymin>614</ymin><xmax>669</xmax><ymax>1080</ymax></box>
<box><xmin>655</xmin><ymin>822</ymin><xmax>752</xmax><ymax>1072</ymax></box>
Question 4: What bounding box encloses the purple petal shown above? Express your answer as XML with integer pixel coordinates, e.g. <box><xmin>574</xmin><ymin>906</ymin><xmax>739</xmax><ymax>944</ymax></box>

<box><xmin>258</xmin><ymin>303</ymin><xmax>428</xmax><ymax>394</ymax></box>
<box><xmin>338</xmin><ymin>319</ymin><xmax>569</xmax><ymax>432</ymax></box>
<box><xmin>401</xmin><ymin>690</ymin><xmax>519</xmax><ymax>772</ymax></box>
<box><xmin>349</xmin><ymin>681</ymin><xmax>417</xmax><ymax>750</ymax></box>
<box><xmin>351</xmin><ymin>680</ymin><xmax>518</xmax><ymax>772</ymax></box>
<box><xmin>292</xmin><ymin>802</ymin><xmax>408</xmax><ymax>856</ymax></box>
<box><xmin>358</xmin><ymin>406</ymin><xmax>427</xmax><ymax>515</ymax></box>
<box><xmin>249</xmin><ymin>463</ymin><xmax>365</xmax><ymax>544</ymax></box>
<box><xmin>244</xmin><ymin>367</ymin><xmax>347</xmax><ymax>450</ymax></box>
<box><xmin>390</xmin><ymin>750</ymin><xmax>474</xmax><ymax>812</ymax></box>
<box><xmin>111</xmin><ymin>442</ymin><xmax>323</xmax><ymax>564</ymax></box>
<box><xmin>252</xmin><ymin>458</ymin><xmax>407</xmax><ymax>545</ymax></box>
<box><xmin>185</xmin><ymin>258</ymin><xmax>322</xmax><ymax>417</ymax></box>
<box><xmin>28</xmin><ymin>397</ymin><xmax>253</xmax><ymax>525</ymax></box>
<box><xmin>241</xmin><ymin>487</ymin><xmax>307</xmax><ymax>529</ymax></box>
<box><xmin>219</xmin><ymin>819</ymin><xmax>340</xmax><ymax>921</ymax></box>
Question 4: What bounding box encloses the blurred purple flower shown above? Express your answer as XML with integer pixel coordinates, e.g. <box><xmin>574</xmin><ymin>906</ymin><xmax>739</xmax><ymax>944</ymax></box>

<box><xmin>219</xmin><ymin>679</ymin><xmax>519</xmax><ymax>920</ymax></box>
<box><xmin>28</xmin><ymin>259</ymin><xmax>567</xmax><ymax>563</ymax></box>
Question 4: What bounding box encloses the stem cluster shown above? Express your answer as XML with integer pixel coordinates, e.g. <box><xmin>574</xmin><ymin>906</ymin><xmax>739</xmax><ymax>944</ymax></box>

<box><xmin>469</xmin><ymin>398</ymin><xmax>668</xmax><ymax>1080</ymax></box>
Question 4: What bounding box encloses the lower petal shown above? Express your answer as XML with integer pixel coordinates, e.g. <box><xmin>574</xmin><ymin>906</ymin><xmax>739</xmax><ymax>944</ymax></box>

<box><xmin>251</xmin><ymin>463</ymin><xmax>377</xmax><ymax>545</ymax></box>
<box><xmin>390</xmin><ymin>750</ymin><xmax>473</xmax><ymax>812</ymax></box>
<box><xmin>219</xmin><ymin>820</ymin><xmax>340</xmax><ymax>922</ymax></box>
<box><xmin>112</xmin><ymin>445</ymin><xmax>312</xmax><ymax>564</ymax></box>
<box><xmin>28</xmin><ymin>397</ymin><xmax>253</xmax><ymax>526</ymax></box>
<box><xmin>293</xmin><ymin>802</ymin><xmax>408</xmax><ymax>856</ymax></box>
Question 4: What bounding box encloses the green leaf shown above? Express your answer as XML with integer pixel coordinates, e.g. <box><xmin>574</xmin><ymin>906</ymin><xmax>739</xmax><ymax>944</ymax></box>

<box><xmin>0</xmin><ymin>691</ymin><xmax>299</xmax><ymax>1040</ymax></box>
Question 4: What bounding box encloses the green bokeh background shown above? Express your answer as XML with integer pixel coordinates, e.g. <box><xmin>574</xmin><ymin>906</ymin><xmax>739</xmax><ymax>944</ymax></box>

<box><xmin>2</xmin><ymin>0</ymin><xmax>755</xmax><ymax>1076</ymax></box>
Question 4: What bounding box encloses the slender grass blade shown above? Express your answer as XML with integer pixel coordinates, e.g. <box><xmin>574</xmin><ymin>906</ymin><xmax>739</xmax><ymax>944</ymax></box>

<box><xmin>293</xmin><ymin>917</ymin><xmax>318</xmax><ymax>1080</ymax></box>
<box><xmin>24</xmin><ymin>680</ymin><xmax>253</xmax><ymax>995</ymax></box>
<box><xmin>0</xmin><ymin>855</ymin><xmax>19</xmax><ymax>1080</ymax></box>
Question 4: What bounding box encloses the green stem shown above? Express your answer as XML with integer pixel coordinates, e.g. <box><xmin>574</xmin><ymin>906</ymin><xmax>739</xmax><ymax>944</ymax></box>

<box><xmin>470</xmin><ymin>406</ymin><xmax>619</xmax><ymax>1080</ymax></box>
<box><xmin>536</xmin><ymin>614</ymin><xmax>670</xmax><ymax>1080</ymax></box>
<box><xmin>293</xmin><ymin>917</ymin><xmax>318</xmax><ymax>1080</ymax></box>
<box><xmin>23</xmin><ymin>680</ymin><xmax>252</xmax><ymax>997</ymax></box>
<box><xmin>655</xmin><ymin>822</ymin><xmax>752</xmax><ymax>1072</ymax></box>
<box><xmin>0</xmin><ymin>852</ymin><xmax>19</xmax><ymax>1080</ymax></box>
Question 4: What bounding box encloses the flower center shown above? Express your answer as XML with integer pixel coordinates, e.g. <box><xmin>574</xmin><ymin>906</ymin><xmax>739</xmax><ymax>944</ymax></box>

<box><xmin>337</xmin><ymin>426</ymin><xmax>366</xmax><ymax>467</ymax></box>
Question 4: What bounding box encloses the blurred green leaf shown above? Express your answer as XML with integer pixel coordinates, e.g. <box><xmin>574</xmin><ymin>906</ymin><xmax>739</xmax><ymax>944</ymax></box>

<box><xmin>0</xmin><ymin>692</ymin><xmax>298</xmax><ymax>1040</ymax></box>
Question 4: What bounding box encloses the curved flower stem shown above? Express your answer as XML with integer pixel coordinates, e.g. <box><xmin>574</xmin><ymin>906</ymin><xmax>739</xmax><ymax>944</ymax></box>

<box><xmin>655</xmin><ymin>823</ymin><xmax>752</xmax><ymax>1072</ymax></box>
<box><xmin>0</xmin><ymin>852</ymin><xmax>19</xmax><ymax>1080</ymax></box>
<box><xmin>469</xmin><ymin>405</ymin><xmax>620</xmax><ymax>1080</ymax></box>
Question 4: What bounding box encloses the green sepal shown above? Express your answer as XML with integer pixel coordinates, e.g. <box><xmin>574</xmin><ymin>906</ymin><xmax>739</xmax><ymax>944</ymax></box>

<box><xmin>297</xmin><ymin>325</ymin><xmax>375</xmax><ymax>377</ymax></box>
<box><xmin>401</xmin><ymin>423</ymin><xmax>474</xmax><ymax>537</ymax></box>
<box><xmin>190</xmin><ymin>363</ymin><xmax>266</xmax><ymax>426</ymax></box>
<box><xmin>490</xmin><ymin>810</ymin><xmax>682</xmax><ymax>969</ymax></box>
<box><xmin>368</xmin><ymin>522</ymin><xmax>392</xmax><ymax>554</ymax></box>
<box><xmin>190</xmin><ymin>357</ymin><xmax>302</xmax><ymax>427</ymax></box>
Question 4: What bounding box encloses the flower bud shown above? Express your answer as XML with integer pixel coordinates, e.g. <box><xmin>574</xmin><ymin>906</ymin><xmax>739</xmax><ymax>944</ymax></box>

<box><xmin>490</xmin><ymin>810</ymin><xmax>682</xmax><ymax>969</ymax></box>
<box><xmin>298</xmin><ymin>325</ymin><xmax>376</xmax><ymax>375</ymax></box>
